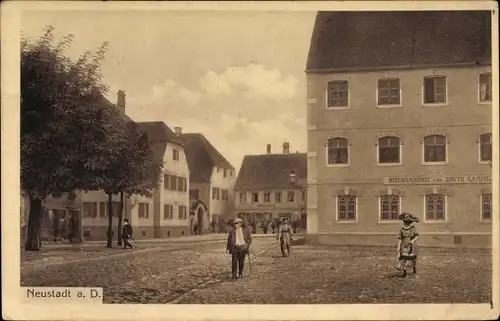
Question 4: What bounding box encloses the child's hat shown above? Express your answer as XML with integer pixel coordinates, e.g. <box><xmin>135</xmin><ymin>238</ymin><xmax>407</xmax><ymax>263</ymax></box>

<box><xmin>398</xmin><ymin>212</ymin><xmax>419</xmax><ymax>222</ymax></box>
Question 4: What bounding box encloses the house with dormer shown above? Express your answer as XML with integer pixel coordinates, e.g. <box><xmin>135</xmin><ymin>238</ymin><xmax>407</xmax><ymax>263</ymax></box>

<box><xmin>180</xmin><ymin>131</ymin><xmax>236</xmax><ymax>234</ymax></box>
<box><xmin>234</xmin><ymin>142</ymin><xmax>307</xmax><ymax>231</ymax></box>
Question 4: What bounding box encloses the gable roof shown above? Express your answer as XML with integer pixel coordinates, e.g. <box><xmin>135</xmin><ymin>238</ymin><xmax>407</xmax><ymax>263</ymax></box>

<box><xmin>180</xmin><ymin>133</ymin><xmax>235</xmax><ymax>183</ymax></box>
<box><xmin>306</xmin><ymin>11</ymin><xmax>491</xmax><ymax>73</ymax></box>
<box><xmin>234</xmin><ymin>153</ymin><xmax>307</xmax><ymax>190</ymax></box>
<box><xmin>135</xmin><ymin>121</ymin><xmax>184</xmax><ymax>164</ymax></box>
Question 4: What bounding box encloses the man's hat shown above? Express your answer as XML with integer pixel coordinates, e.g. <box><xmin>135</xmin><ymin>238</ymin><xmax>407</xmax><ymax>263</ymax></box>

<box><xmin>234</xmin><ymin>218</ymin><xmax>243</xmax><ymax>224</ymax></box>
<box><xmin>281</xmin><ymin>217</ymin><xmax>290</xmax><ymax>222</ymax></box>
<box><xmin>398</xmin><ymin>212</ymin><xmax>419</xmax><ymax>223</ymax></box>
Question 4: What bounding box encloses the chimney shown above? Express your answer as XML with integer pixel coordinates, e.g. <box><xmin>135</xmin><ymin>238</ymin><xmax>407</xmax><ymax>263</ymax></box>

<box><xmin>174</xmin><ymin>127</ymin><xmax>182</xmax><ymax>136</ymax></box>
<box><xmin>117</xmin><ymin>90</ymin><xmax>126</xmax><ymax>116</ymax></box>
<box><xmin>266</xmin><ymin>144</ymin><xmax>271</xmax><ymax>154</ymax></box>
<box><xmin>283</xmin><ymin>142</ymin><xmax>290</xmax><ymax>155</ymax></box>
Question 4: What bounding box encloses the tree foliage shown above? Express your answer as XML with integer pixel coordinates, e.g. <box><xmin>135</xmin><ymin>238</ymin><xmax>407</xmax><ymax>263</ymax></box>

<box><xmin>21</xmin><ymin>26</ymin><xmax>163</xmax><ymax>250</ymax></box>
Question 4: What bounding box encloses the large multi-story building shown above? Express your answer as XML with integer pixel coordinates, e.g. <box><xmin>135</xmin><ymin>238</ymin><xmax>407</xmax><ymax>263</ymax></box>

<box><xmin>306</xmin><ymin>11</ymin><xmax>493</xmax><ymax>248</ymax></box>
<box><xmin>234</xmin><ymin>143</ymin><xmax>307</xmax><ymax>231</ymax></box>
<box><xmin>180</xmin><ymin>132</ymin><xmax>236</xmax><ymax>234</ymax></box>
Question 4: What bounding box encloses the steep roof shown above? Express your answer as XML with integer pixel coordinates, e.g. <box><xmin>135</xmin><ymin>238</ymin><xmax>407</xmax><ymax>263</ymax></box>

<box><xmin>306</xmin><ymin>11</ymin><xmax>491</xmax><ymax>73</ymax></box>
<box><xmin>135</xmin><ymin>121</ymin><xmax>184</xmax><ymax>164</ymax></box>
<box><xmin>180</xmin><ymin>133</ymin><xmax>235</xmax><ymax>184</ymax></box>
<box><xmin>234</xmin><ymin>153</ymin><xmax>307</xmax><ymax>190</ymax></box>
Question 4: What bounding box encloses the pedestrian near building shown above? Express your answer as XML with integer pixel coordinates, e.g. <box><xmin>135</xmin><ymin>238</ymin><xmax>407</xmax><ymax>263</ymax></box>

<box><xmin>226</xmin><ymin>217</ymin><xmax>252</xmax><ymax>280</ymax></box>
<box><xmin>122</xmin><ymin>218</ymin><xmax>133</xmax><ymax>249</ymax></box>
<box><xmin>396</xmin><ymin>212</ymin><xmax>420</xmax><ymax>277</ymax></box>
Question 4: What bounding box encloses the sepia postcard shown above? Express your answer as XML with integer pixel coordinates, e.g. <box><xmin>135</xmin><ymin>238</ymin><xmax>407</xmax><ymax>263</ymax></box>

<box><xmin>1</xmin><ymin>1</ymin><xmax>499</xmax><ymax>320</ymax></box>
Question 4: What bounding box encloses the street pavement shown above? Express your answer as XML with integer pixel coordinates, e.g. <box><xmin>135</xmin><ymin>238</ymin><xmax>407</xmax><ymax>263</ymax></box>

<box><xmin>21</xmin><ymin>239</ymin><xmax>491</xmax><ymax>304</ymax></box>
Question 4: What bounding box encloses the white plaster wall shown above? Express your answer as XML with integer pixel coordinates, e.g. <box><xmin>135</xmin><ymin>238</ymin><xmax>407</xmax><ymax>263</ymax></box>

<box><xmin>160</xmin><ymin>141</ymin><xmax>190</xmax><ymax>227</ymax></box>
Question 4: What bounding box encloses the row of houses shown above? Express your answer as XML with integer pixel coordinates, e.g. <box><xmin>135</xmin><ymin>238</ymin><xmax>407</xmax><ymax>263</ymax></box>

<box><xmin>21</xmin><ymin>91</ymin><xmax>236</xmax><ymax>241</ymax></box>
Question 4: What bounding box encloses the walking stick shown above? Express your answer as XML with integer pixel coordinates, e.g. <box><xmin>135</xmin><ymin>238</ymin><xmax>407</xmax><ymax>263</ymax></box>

<box><xmin>247</xmin><ymin>247</ymin><xmax>252</xmax><ymax>274</ymax></box>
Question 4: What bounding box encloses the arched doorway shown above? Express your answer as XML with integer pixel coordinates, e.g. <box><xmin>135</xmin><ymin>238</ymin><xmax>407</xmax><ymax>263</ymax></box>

<box><xmin>189</xmin><ymin>200</ymin><xmax>208</xmax><ymax>235</ymax></box>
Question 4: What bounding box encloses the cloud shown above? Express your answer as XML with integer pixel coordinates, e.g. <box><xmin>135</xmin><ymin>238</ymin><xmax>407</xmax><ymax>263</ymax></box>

<box><xmin>199</xmin><ymin>63</ymin><xmax>299</xmax><ymax>100</ymax></box>
<box><xmin>132</xmin><ymin>78</ymin><xmax>202</xmax><ymax>108</ymax></box>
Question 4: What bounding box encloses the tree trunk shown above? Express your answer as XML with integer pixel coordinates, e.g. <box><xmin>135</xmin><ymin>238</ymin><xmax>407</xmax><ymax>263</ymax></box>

<box><xmin>25</xmin><ymin>197</ymin><xmax>43</xmax><ymax>251</ymax></box>
<box><xmin>106</xmin><ymin>193</ymin><xmax>113</xmax><ymax>248</ymax></box>
<box><xmin>117</xmin><ymin>192</ymin><xmax>124</xmax><ymax>246</ymax></box>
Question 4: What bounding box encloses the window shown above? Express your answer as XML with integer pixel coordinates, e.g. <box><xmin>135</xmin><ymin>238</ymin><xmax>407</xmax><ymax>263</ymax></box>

<box><xmin>275</xmin><ymin>191</ymin><xmax>282</xmax><ymax>203</ymax></box>
<box><xmin>481</xmin><ymin>193</ymin><xmax>492</xmax><ymax>220</ymax></box>
<box><xmin>170</xmin><ymin>175</ymin><xmax>177</xmax><ymax>190</ymax></box>
<box><xmin>264</xmin><ymin>192</ymin><xmax>271</xmax><ymax>202</ymax></box>
<box><xmin>173</xmin><ymin>149</ymin><xmax>180</xmax><ymax>161</ymax></box>
<box><xmin>424</xmin><ymin>135</ymin><xmax>446</xmax><ymax>163</ymax></box>
<box><xmin>378</xmin><ymin>136</ymin><xmax>400</xmax><ymax>164</ymax></box>
<box><xmin>327</xmin><ymin>137</ymin><xmax>349</xmax><ymax>165</ymax></box>
<box><xmin>230</xmin><ymin>170</ymin><xmax>233</xmax><ymax>176</ymax></box>
<box><xmin>479</xmin><ymin>72</ymin><xmax>492</xmax><ymax>102</ymax></box>
<box><xmin>380</xmin><ymin>195</ymin><xmax>400</xmax><ymax>220</ymax></box>
<box><xmin>239</xmin><ymin>192</ymin><xmax>247</xmax><ymax>203</ymax></box>
<box><xmin>163</xmin><ymin>174</ymin><xmax>170</xmax><ymax>189</ymax></box>
<box><xmin>337</xmin><ymin>195</ymin><xmax>356</xmax><ymax>221</ymax></box>
<box><xmin>425</xmin><ymin>194</ymin><xmax>445</xmax><ymax>220</ymax></box>
<box><xmin>99</xmin><ymin>202</ymin><xmax>106</xmax><ymax>217</ymax></box>
<box><xmin>164</xmin><ymin>204</ymin><xmax>173</xmax><ymax>219</ymax></box>
<box><xmin>179</xmin><ymin>205</ymin><xmax>187</xmax><ymax>220</ymax></box>
<box><xmin>177</xmin><ymin>176</ymin><xmax>184</xmax><ymax>192</ymax></box>
<box><xmin>222</xmin><ymin>189</ymin><xmax>228</xmax><ymax>201</ymax></box>
<box><xmin>223</xmin><ymin>169</ymin><xmax>227</xmax><ymax>178</ymax></box>
<box><xmin>287</xmin><ymin>191</ymin><xmax>295</xmax><ymax>202</ymax></box>
<box><xmin>51</xmin><ymin>192</ymin><xmax>62</xmax><ymax>198</ymax></box>
<box><xmin>480</xmin><ymin>133</ymin><xmax>492</xmax><ymax>162</ymax></box>
<box><xmin>378</xmin><ymin>78</ymin><xmax>401</xmax><ymax>106</ymax></box>
<box><xmin>183</xmin><ymin>178</ymin><xmax>187</xmax><ymax>192</ymax></box>
<box><xmin>189</xmin><ymin>189</ymin><xmax>199</xmax><ymax>200</ymax></box>
<box><xmin>212</xmin><ymin>187</ymin><xmax>220</xmax><ymax>200</ymax></box>
<box><xmin>82</xmin><ymin>202</ymin><xmax>97</xmax><ymax>217</ymax></box>
<box><xmin>423</xmin><ymin>76</ymin><xmax>446</xmax><ymax>104</ymax></box>
<box><xmin>252</xmin><ymin>192</ymin><xmax>259</xmax><ymax>203</ymax></box>
<box><xmin>139</xmin><ymin>202</ymin><xmax>150</xmax><ymax>219</ymax></box>
<box><xmin>327</xmin><ymin>80</ymin><xmax>349</xmax><ymax>108</ymax></box>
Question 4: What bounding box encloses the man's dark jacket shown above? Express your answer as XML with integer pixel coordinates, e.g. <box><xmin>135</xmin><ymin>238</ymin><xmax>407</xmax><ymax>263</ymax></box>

<box><xmin>226</xmin><ymin>226</ymin><xmax>252</xmax><ymax>254</ymax></box>
<box><xmin>122</xmin><ymin>224</ymin><xmax>133</xmax><ymax>239</ymax></box>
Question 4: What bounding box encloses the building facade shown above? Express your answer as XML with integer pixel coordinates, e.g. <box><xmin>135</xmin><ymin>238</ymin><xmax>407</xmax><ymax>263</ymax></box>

<box><xmin>306</xmin><ymin>11</ymin><xmax>493</xmax><ymax>248</ymax></box>
<box><xmin>180</xmin><ymin>132</ymin><xmax>236</xmax><ymax>233</ymax></box>
<box><xmin>135</xmin><ymin>122</ymin><xmax>190</xmax><ymax>238</ymax></box>
<box><xmin>234</xmin><ymin>143</ymin><xmax>307</xmax><ymax>232</ymax></box>
<box><xmin>41</xmin><ymin>93</ymin><xmax>191</xmax><ymax>241</ymax></box>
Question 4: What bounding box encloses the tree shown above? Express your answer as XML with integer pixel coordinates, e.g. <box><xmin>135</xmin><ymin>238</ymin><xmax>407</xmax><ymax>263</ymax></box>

<box><xmin>113</xmin><ymin>122</ymin><xmax>163</xmax><ymax>247</ymax></box>
<box><xmin>21</xmin><ymin>26</ymin><xmax>121</xmax><ymax>251</ymax></box>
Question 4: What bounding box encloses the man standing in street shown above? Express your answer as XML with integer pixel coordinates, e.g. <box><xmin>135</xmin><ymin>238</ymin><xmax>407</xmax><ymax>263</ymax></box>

<box><xmin>122</xmin><ymin>218</ymin><xmax>133</xmax><ymax>249</ymax></box>
<box><xmin>226</xmin><ymin>217</ymin><xmax>252</xmax><ymax>280</ymax></box>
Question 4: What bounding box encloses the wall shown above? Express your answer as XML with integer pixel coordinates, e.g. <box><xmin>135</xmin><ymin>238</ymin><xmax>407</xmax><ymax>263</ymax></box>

<box><xmin>306</xmin><ymin>65</ymin><xmax>492</xmax><ymax>241</ymax></box>
<box><xmin>209</xmin><ymin>166</ymin><xmax>236</xmax><ymax>220</ymax></box>
<box><xmin>235</xmin><ymin>189</ymin><xmax>306</xmax><ymax>218</ymax></box>
<box><xmin>157</xmin><ymin>141</ymin><xmax>190</xmax><ymax>236</ymax></box>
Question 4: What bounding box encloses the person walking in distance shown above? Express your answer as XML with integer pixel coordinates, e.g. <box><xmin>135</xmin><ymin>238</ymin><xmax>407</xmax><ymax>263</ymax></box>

<box><xmin>396</xmin><ymin>212</ymin><xmax>420</xmax><ymax>277</ymax></box>
<box><xmin>226</xmin><ymin>218</ymin><xmax>252</xmax><ymax>280</ymax></box>
<box><xmin>122</xmin><ymin>218</ymin><xmax>133</xmax><ymax>249</ymax></box>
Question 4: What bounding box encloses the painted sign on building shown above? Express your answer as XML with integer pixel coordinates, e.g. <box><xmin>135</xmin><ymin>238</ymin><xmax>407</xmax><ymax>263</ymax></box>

<box><xmin>383</xmin><ymin>175</ymin><xmax>492</xmax><ymax>185</ymax></box>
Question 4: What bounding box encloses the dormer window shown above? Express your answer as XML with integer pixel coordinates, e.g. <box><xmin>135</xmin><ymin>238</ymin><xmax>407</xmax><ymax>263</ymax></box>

<box><xmin>173</xmin><ymin>149</ymin><xmax>180</xmax><ymax>161</ymax></box>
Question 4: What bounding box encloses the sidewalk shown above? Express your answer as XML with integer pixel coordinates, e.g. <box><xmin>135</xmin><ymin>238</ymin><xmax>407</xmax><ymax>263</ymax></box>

<box><xmin>37</xmin><ymin>232</ymin><xmax>290</xmax><ymax>249</ymax></box>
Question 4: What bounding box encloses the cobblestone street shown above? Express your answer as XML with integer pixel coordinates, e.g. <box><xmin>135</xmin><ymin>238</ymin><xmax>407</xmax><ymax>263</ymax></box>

<box><xmin>176</xmin><ymin>244</ymin><xmax>492</xmax><ymax>304</ymax></box>
<box><xmin>21</xmin><ymin>240</ymin><xmax>491</xmax><ymax>304</ymax></box>
<box><xmin>21</xmin><ymin>238</ymin><xmax>274</xmax><ymax>303</ymax></box>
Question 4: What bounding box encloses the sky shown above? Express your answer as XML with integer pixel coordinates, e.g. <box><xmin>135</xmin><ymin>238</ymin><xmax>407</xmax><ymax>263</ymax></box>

<box><xmin>21</xmin><ymin>9</ymin><xmax>316</xmax><ymax>172</ymax></box>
